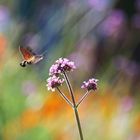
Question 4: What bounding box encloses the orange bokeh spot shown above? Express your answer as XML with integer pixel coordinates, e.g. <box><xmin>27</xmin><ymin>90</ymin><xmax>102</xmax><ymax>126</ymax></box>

<box><xmin>20</xmin><ymin>109</ymin><xmax>40</xmax><ymax>129</ymax></box>
<box><xmin>133</xmin><ymin>114</ymin><xmax>140</xmax><ymax>134</ymax></box>
<box><xmin>40</xmin><ymin>93</ymin><xmax>66</xmax><ymax>119</ymax></box>
<box><xmin>0</xmin><ymin>34</ymin><xmax>7</xmax><ymax>56</ymax></box>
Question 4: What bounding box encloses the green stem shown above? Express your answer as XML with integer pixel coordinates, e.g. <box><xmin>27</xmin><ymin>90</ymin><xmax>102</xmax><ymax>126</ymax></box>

<box><xmin>56</xmin><ymin>87</ymin><xmax>73</xmax><ymax>108</ymax></box>
<box><xmin>63</xmin><ymin>71</ymin><xmax>84</xmax><ymax>140</ymax></box>
<box><xmin>76</xmin><ymin>91</ymin><xmax>90</xmax><ymax>108</ymax></box>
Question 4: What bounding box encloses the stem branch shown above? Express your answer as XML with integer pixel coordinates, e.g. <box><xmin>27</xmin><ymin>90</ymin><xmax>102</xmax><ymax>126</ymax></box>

<box><xmin>56</xmin><ymin>87</ymin><xmax>73</xmax><ymax>108</ymax></box>
<box><xmin>76</xmin><ymin>91</ymin><xmax>90</xmax><ymax>108</ymax></box>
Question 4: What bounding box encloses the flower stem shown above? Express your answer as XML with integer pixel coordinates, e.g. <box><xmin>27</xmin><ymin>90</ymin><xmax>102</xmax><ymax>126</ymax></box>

<box><xmin>63</xmin><ymin>71</ymin><xmax>84</xmax><ymax>140</ymax></box>
<box><xmin>56</xmin><ymin>87</ymin><xmax>73</xmax><ymax>108</ymax></box>
<box><xmin>73</xmin><ymin>107</ymin><xmax>84</xmax><ymax>140</ymax></box>
<box><xmin>76</xmin><ymin>91</ymin><xmax>90</xmax><ymax>108</ymax></box>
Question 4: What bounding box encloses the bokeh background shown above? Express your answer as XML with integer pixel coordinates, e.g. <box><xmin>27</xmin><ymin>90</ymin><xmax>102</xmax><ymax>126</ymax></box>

<box><xmin>0</xmin><ymin>0</ymin><xmax>140</xmax><ymax>140</ymax></box>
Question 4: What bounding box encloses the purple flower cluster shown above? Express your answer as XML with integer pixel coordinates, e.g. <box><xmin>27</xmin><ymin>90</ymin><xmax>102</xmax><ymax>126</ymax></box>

<box><xmin>46</xmin><ymin>75</ymin><xmax>64</xmax><ymax>92</ymax></box>
<box><xmin>49</xmin><ymin>58</ymin><xmax>76</xmax><ymax>76</ymax></box>
<box><xmin>47</xmin><ymin>57</ymin><xmax>98</xmax><ymax>93</ymax></box>
<box><xmin>47</xmin><ymin>58</ymin><xmax>76</xmax><ymax>91</ymax></box>
<box><xmin>81</xmin><ymin>78</ymin><xmax>98</xmax><ymax>91</ymax></box>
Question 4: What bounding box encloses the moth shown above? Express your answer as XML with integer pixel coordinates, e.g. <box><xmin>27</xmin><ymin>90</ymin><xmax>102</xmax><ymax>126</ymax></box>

<box><xmin>19</xmin><ymin>46</ymin><xmax>43</xmax><ymax>67</ymax></box>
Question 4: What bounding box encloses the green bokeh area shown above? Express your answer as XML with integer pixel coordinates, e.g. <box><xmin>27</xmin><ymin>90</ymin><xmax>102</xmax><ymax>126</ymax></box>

<box><xmin>18</xmin><ymin>125</ymin><xmax>52</xmax><ymax>140</ymax></box>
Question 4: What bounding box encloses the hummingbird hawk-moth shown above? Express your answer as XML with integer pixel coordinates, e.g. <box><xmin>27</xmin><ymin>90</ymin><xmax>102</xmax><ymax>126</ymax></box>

<box><xmin>19</xmin><ymin>46</ymin><xmax>43</xmax><ymax>67</ymax></box>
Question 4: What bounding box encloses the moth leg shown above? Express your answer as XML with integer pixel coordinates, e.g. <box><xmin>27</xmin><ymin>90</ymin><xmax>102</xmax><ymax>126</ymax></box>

<box><xmin>27</xmin><ymin>61</ymin><xmax>32</xmax><ymax>65</ymax></box>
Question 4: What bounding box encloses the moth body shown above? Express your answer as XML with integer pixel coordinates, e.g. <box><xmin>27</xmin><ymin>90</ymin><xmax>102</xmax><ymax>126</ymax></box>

<box><xmin>19</xmin><ymin>46</ymin><xmax>44</xmax><ymax>67</ymax></box>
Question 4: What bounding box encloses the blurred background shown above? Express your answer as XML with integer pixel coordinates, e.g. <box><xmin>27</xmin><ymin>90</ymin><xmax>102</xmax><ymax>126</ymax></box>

<box><xmin>0</xmin><ymin>0</ymin><xmax>140</xmax><ymax>139</ymax></box>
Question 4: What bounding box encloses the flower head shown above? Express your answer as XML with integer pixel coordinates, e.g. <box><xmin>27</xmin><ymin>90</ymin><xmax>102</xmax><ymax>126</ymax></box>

<box><xmin>81</xmin><ymin>78</ymin><xmax>98</xmax><ymax>91</ymax></box>
<box><xmin>49</xmin><ymin>64</ymin><xmax>61</xmax><ymax>76</ymax></box>
<box><xmin>49</xmin><ymin>58</ymin><xmax>76</xmax><ymax>76</ymax></box>
<box><xmin>46</xmin><ymin>75</ymin><xmax>64</xmax><ymax>92</ymax></box>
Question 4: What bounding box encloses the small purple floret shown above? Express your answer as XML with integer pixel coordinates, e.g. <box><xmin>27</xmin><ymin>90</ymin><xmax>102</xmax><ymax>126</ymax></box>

<box><xmin>81</xmin><ymin>78</ymin><xmax>98</xmax><ymax>91</ymax></box>
<box><xmin>49</xmin><ymin>58</ymin><xmax>76</xmax><ymax>76</ymax></box>
<box><xmin>46</xmin><ymin>75</ymin><xmax>64</xmax><ymax>92</ymax></box>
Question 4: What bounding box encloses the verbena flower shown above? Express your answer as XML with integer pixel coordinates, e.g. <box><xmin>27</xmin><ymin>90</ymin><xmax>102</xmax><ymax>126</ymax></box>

<box><xmin>46</xmin><ymin>75</ymin><xmax>64</xmax><ymax>92</ymax></box>
<box><xmin>49</xmin><ymin>64</ymin><xmax>61</xmax><ymax>76</ymax></box>
<box><xmin>81</xmin><ymin>78</ymin><xmax>98</xmax><ymax>91</ymax></box>
<box><xmin>49</xmin><ymin>58</ymin><xmax>76</xmax><ymax>76</ymax></box>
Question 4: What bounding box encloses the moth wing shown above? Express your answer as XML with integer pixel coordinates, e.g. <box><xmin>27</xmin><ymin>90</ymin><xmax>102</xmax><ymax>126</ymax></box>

<box><xmin>33</xmin><ymin>55</ymin><xmax>43</xmax><ymax>64</ymax></box>
<box><xmin>19</xmin><ymin>46</ymin><xmax>35</xmax><ymax>60</ymax></box>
